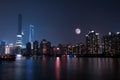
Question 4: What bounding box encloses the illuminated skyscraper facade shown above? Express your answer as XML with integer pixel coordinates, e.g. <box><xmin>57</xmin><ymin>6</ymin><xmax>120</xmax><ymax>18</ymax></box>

<box><xmin>115</xmin><ymin>32</ymin><xmax>120</xmax><ymax>54</ymax></box>
<box><xmin>86</xmin><ymin>30</ymin><xmax>99</xmax><ymax>54</ymax></box>
<box><xmin>102</xmin><ymin>32</ymin><xmax>120</xmax><ymax>55</ymax></box>
<box><xmin>16</xmin><ymin>14</ymin><xmax>23</xmax><ymax>47</ymax></box>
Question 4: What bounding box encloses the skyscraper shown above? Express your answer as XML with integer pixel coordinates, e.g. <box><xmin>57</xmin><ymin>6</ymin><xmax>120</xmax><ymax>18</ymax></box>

<box><xmin>16</xmin><ymin>14</ymin><xmax>23</xmax><ymax>47</ymax></box>
<box><xmin>102</xmin><ymin>32</ymin><xmax>120</xmax><ymax>55</ymax></box>
<box><xmin>29</xmin><ymin>25</ymin><xmax>34</xmax><ymax>49</ymax></box>
<box><xmin>33</xmin><ymin>41</ymin><xmax>39</xmax><ymax>55</ymax></box>
<box><xmin>0</xmin><ymin>41</ymin><xmax>5</xmax><ymax>55</ymax></box>
<box><xmin>26</xmin><ymin>42</ymin><xmax>32</xmax><ymax>56</ymax></box>
<box><xmin>40</xmin><ymin>39</ymin><xmax>51</xmax><ymax>55</ymax></box>
<box><xmin>86</xmin><ymin>30</ymin><xmax>100</xmax><ymax>54</ymax></box>
<box><xmin>29</xmin><ymin>25</ymin><xmax>34</xmax><ymax>42</ymax></box>
<box><xmin>18</xmin><ymin>14</ymin><xmax>22</xmax><ymax>35</ymax></box>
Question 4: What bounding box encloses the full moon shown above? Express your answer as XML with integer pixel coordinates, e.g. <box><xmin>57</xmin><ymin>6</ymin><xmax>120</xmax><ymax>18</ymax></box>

<box><xmin>75</xmin><ymin>28</ymin><xmax>81</xmax><ymax>34</ymax></box>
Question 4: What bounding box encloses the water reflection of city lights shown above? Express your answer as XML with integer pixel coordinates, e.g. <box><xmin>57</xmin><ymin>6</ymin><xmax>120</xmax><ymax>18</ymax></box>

<box><xmin>17</xmin><ymin>54</ymin><xmax>22</xmax><ymax>57</ymax></box>
<box><xmin>55</xmin><ymin>57</ymin><xmax>61</xmax><ymax>80</ymax></box>
<box><xmin>56</xmin><ymin>57</ymin><xmax>60</xmax><ymax>60</ymax></box>
<box><xmin>57</xmin><ymin>47</ymin><xmax>60</xmax><ymax>50</ymax></box>
<box><xmin>16</xmin><ymin>54</ymin><xmax>22</xmax><ymax>60</ymax></box>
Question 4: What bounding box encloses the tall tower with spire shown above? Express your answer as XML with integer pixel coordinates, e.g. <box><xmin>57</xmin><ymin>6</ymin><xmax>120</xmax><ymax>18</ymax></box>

<box><xmin>16</xmin><ymin>14</ymin><xmax>23</xmax><ymax>47</ymax></box>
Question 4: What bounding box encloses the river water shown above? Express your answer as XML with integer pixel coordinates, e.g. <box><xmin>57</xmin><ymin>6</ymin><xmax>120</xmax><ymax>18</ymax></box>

<box><xmin>0</xmin><ymin>55</ymin><xmax>120</xmax><ymax>80</ymax></box>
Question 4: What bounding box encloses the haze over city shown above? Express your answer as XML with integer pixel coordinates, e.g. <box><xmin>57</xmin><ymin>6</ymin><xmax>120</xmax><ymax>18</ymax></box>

<box><xmin>0</xmin><ymin>0</ymin><xmax>120</xmax><ymax>45</ymax></box>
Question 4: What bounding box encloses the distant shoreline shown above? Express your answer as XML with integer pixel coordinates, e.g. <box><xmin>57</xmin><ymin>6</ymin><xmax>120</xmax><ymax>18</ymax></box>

<box><xmin>54</xmin><ymin>54</ymin><xmax>120</xmax><ymax>58</ymax></box>
<box><xmin>31</xmin><ymin>53</ymin><xmax>120</xmax><ymax>58</ymax></box>
<box><xmin>0</xmin><ymin>53</ymin><xmax>120</xmax><ymax>61</ymax></box>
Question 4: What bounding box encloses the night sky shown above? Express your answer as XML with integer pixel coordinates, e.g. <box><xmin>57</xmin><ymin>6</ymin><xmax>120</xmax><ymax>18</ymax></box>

<box><xmin>0</xmin><ymin>0</ymin><xmax>120</xmax><ymax>45</ymax></box>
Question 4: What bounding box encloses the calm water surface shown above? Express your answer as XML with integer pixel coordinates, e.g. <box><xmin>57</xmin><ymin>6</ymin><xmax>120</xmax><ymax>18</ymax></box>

<box><xmin>0</xmin><ymin>55</ymin><xmax>120</xmax><ymax>80</ymax></box>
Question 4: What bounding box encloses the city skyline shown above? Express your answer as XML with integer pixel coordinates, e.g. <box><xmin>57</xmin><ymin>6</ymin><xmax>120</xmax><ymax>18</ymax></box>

<box><xmin>0</xmin><ymin>1</ymin><xmax>120</xmax><ymax>80</ymax></box>
<box><xmin>0</xmin><ymin>0</ymin><xmax>120</xmax><ymax>45</ymax></box>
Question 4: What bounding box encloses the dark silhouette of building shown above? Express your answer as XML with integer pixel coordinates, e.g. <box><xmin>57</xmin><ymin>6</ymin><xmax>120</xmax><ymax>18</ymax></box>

<box><xmin>40</xmin><ymin>39</ymin><xmax>51</xmax><ymax>55</ymax></box>
<box><xmin>33</xmin><ymin>41</ymin><xmax>39</xmax><ymax>55</ymax></box>
<box><xmin>65</xmin><ymin>43</ymin><xmax>85</xmax><ymax>55</ymax></box>
<box><xmin>78</xmin><ymin>43</ymin><xmax>86</xmax><ymax>54</ymax></box>
<box><xmin>0</xmin><ymin>41</ymin><xmax>5</xmax><ymax>55</ymax></box>
<box><xmin>18</xmin><ymin>14</ymin><xmax>22</xmax><ymax>35</ymax></box>
<box><xmin>26</xmin><ymin>42</ymin><xmax>32</xmax><ymax>56</ymax></box>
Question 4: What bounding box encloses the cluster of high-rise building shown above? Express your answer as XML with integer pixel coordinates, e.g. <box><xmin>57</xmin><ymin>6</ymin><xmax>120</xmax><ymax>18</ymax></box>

<box><xmin>102</xmin><ymin>32</ymin><xmax>120</xmax><ymax>55</ymax></box>
<box><xmin>85</xmin><ymin>31</ymin><xmax>120</xmax><ymax>55</ymax></box>
<box><xmin>0</xmin><ymin>30</ymin><xmax>119</xmax><ymax>56</ymax></box>
<box><xmin>0</xmin><ymin>14</ymin><xmax>36</xmax><ymax>55</ymax></box>
<box><xmin>24</xmin><ymin>39</ymin><xmax>52</xmax><ymax>56</ymax></box>
<box><xmin>0</xmin><ymin>14</ymin><xmax>119</xmax><ymax>56</ymax></box>
<box><xmin>23</xmin><ymin>30</ymin><xmax>119</xmax><ymax>56</ymax></box>
<box><xmin>55</xmin><ymin>31</ymin><xmax>120</xmax><ymax>56</ymax></box>
<box><xmin>15</xmin><ymin>14</ymin><xmax>35</xmax><ymax>54</ymax></box>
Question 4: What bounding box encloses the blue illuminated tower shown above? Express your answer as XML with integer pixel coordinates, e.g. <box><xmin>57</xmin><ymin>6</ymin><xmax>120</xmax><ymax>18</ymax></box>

<box><xmin>29</xmin><ymin>25</ymin><xmax>34</xmax><ymax>42</ymax></box>
<box><xmin>29</xmin><ymin>25</ymin><xmax>34</xmax><ymax>49</ymax></box>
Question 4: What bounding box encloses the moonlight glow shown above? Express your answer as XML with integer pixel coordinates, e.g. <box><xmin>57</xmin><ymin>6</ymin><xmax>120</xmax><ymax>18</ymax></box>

<box><xmin>75</xmin><ymin>28</ymin><xmax>81</xmax><ymax>34</ymax></box>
